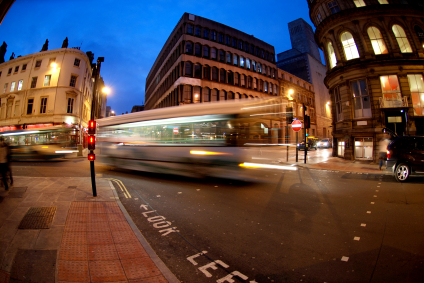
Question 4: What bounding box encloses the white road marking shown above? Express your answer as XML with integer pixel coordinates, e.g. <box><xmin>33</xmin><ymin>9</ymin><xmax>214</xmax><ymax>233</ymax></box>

<box><xmin>371</xmin><ymin>202</ymin><xmax>375</xmax><ymax>204</ymax></box>
<box><xmin>361</xmin><ymin>223</ymin><xmax>366</xmax><ymax>227</ymax></box>
<box><xmin>341</xmin><ymin>256</ymin><xmax>349</xmax><ymax>262</ymax></box>
<box><xmin>187</xmin><ymin>251</ymin><xmax>208</xmax><ymax>265</ymax></box>
<box><xmin>217</xmin><ymin>271</ymin><xmax>249</xmax><ymax>283</ymax></box>
<box><xmin>367</xmin><ymin>211</ymin><xmax>372</xmax><ymax>214</ymax></box>
<box><xmin>354</xmin><ymin>237</ymin><xmax>360</xmax><ymax>241</ymax></box>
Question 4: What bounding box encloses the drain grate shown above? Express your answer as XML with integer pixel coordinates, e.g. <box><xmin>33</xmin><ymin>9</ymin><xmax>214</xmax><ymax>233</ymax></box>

<box><xmin>7</xmin><ymin>187</ymin><xmax>28</xmax><ymax>198</ymax></box>
<box><xmin>18</xmin><ymin>207</ymin><xmax>57</xmax><ymax>229</ymax></box>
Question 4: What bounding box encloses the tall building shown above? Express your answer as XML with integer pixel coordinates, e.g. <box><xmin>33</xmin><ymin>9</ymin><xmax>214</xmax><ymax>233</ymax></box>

<box><xmin>277</xmin><ymin>18</ymin><xmax>332</xmax><ymax>140</ymax></box>
<box><xmin>145</xmin><ymin>13</ymin><xmax>280</xmax><ymax>110</ymax></box>
<box><xmin>308</xmin><ymin>0</ymin><xmax>424</xmax><ymax>161</ymax></box>
<box><xmin>0</xmin><ymin>45</ymin><xmax>98</xmax><ymax>146</ymax></box>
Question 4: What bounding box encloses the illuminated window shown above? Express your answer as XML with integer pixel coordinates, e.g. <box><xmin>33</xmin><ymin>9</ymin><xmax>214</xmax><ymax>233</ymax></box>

<box><xmin>367</xmin><ymin>27</ymin><xmax>388</xmax><ymax>55</ymax></box>
<box><xmin>233</xmin><ymin>54</ymin><xmax>238</xmax><ymax>66</ymax></box>
<box><xmin>378</xmin><ymin>0</ymin><xmax>388</xmax><ymax>3</ymax></box>
<box><xmin>328</xmin><ymin>1</ymin><xmax>340</xmax><ymax>14</ymax></box>
<box><xmin>334</xmin><ymin>87</ymin><xmax>343</xmax><ymax>121</ymax></box>
<box><xmin>10</xmin><ymin>81</ymin><xmax>15</xmax><ymax>92</ymax></box>
<box><xmin>407</xmin><ymin>74</ymin><xmax>424</xmax><ymax>116</ymax></box>
<box><xmin>240</xmin><ymin>56</ymin><xmax>245</xmax><ymax>67</ymax></box>
<box><xmin>246</xmin><ymin>58</ymin><xmax>251</xmax><ymax>69</ymax></box>
<box><xmin>257</xmin><ymin>63</ymin><xmax>261</xmax><ymax>73</ymax></box>
<box><xmin>351</xmin><ymin>79</ymin><xmax>371</xmax><ymax>118</ymax></box>
<box><xmin>327</xmin><ymin>42</ymin><xmax>337</xmax><ymax>69</ymax></box>
<box><xmin>392</xmin><ymin>25</ymin><xmax>412</xmax><ymax>53</ymax></box>
<box><xmin>341</xmin><ymin>32</ymin><xmax>360</xmax><ymax>60</ymax></box>
<box><xmin>3</xmin><ymin>83</ymin><xmax>8</xmax><ymax>93</ymax></box>
<box><xmin>264</xmin><ymin>82</ymin><xmax>268</xmax><ymax>92</ymax></box>
<box><xmin>17</xmin><ymin>80</ymin><xmax>23</xmax><ymax>91</ymax></box>
<box><xmin>252</xmin><ymin>61</ymin><xmax>256</xmax><ymax>72</ymax></box>
<box><xmin>380</xmin><ymin>75</ymin><xmax>402</xmax><ymax>107</ymax></box>
<box><xmin>353</xmin><ymin>0</ymin><xmax>366</xmax><ymax>6</ymax></box>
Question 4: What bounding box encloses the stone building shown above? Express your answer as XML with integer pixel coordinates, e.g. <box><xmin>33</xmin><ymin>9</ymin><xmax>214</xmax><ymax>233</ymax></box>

<box><xmin>308</xmin><ymin>0</ymin><xmax>424</xmax><ymax>161</ymax></box>
<box><xmin>277</xmin><ymin>18</ymin><xmax>332</xmax><ymax>141</ymax></box>
<box><xmin>145</xmin><ymin>13</ymin><xmax>280</xmax><ymax>110</ymax></box>
<box><xmin>0</xmin><ymin>46</ymin><xmax>96</xmax><ymax>145</ymax></box>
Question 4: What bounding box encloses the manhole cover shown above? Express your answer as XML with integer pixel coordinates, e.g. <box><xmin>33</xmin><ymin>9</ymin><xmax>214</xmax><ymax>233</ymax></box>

<box><xmin>7</xmin><ymin>187</ymin><xmax>27</xmax><ymax>198</ymax></box>
<box><xmin>18</xmin><ymin>207</ymin><xmax>57</xmax><ymax>229</ymax></box>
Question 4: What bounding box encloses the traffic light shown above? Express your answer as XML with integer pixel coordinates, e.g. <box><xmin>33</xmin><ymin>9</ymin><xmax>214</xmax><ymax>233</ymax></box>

<box><xmin>88</xmin><ymin>120</ymin><xmax>96</xmax><ymax>135</ymax></box>
<box><xmin>304</xmin><ymin>115</ymin><xmax>310</xmax><ymax>129</ymax></box>
<box><xmin>88</xmin><ymin>153</ymin><xmax>95</xmax><ymax>161</ymax></box>
<box><xmin>286</xmin><ymin>107</ymin><xmax>293</xmax><ymax>124</ymax></box>
<box><xmin>88</xmin><ymin>135</ymin><xmax>95</xmax><ymax>150</ymax></box>
<box><xmin>306</xmin><ymin>129</ymin><xmax>309</xmax><ymax>137</ymax></box>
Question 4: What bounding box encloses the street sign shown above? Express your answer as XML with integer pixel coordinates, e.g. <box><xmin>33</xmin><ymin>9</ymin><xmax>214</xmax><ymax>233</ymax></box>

<box><xmin>292</xmin><ymin>120</ymin><xmax>302</xmax><ymax>132</ymax></box>
<box><xmin>173</xmin><ymin>128</ymin><xmax>179</xmax><ymax>134</ymax></box>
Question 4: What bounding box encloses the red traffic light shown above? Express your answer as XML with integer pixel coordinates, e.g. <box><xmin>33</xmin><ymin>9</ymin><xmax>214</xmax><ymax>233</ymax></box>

<box><xmin>88</xmin><ymin>135</ymin><xmax>95</xmax><ymax>150</ymax></box>
<box><xmin>88</xmin><ymin>153</ymin><xmax>95</xmax><ymax>161</ymax></box>
<box><xmin>88</xmin><ymin>120</ymin><xmax>96</xmax><ymax>135</ymax></box>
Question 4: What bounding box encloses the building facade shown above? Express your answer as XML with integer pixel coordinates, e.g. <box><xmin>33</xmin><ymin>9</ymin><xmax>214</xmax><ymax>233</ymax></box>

<box><xmin>277</xmin><ymin>18</ymin><xmax>332</xmax><ymax>140</ymax></box>
<box><xmin>0</xmin><ymin>47</ymin><xmax>95</xmax><ymax>143</ymax></box>
<box><xmin>308</xmin><ymin>0</ymin><xmax>424</xmax><ymax>161</ymax></box>
<box><xmin>145</xmin><ymin>13</ymin><xmax>280</xmax><ymax>110</ymax></box>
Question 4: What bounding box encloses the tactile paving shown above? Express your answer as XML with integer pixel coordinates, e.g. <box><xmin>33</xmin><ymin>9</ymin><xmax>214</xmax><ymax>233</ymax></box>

<box><xmin>89</xmin><ymin>244</ymin><xmax>119</xmax><ymax>261</ymax></box>
<box><xmin>109</xmin><ymin>221</ymin><xmax>132</xmax><ymax>231</ymax></box>
<box><xmin>128</xmin><ymin>275</ymin><xmax>168</xmax><ymax>283</ymax></box>
<box><xmin>121</xmin><ymin>257</ymin><xmax>161</xmax><ymax>280</ymax></box>
<box><xmin>59</xmin><ymin>245</ymin><xmax>88</xmax><ymax>261</ymax></box>
<box><xmin>89</xmin><ymin>260</ymin><xmax>126</xmax><ymax>282</ymax></box>
<box><xmin>88</xmin><ymin>231</ymin><xmax>113</xmax><ymax>245</ymax></box>
<box><xmin>111</xmin><ymin>230</ymin><xmax>138</xmax><ymax>244</ymax></box>
<box><xmin>89</xmin><ymin>213</ymin><xmax>108</xmax><ymax>223</ymax></box>
<box><xmin>87</xmin><ymin>222</ymin><xmax>110</xmax><ymax>232</ymax></box>
<box><xmin>18</xmin><ymin>207</ymin><xmax>56</xmax><ymax>229</ymax></box>
<box><xmin>115</xmin><ymin>242</ymin><xmax>148</xmax><ymax>260</ymax></box>
<box><xmin>107</xmin><ymin>213</ymin><xmax>127</xmax><ymax>222</ymax></box>
<box><xmin>64</xmin><ymin>222</ymin><xmax>87</xmax><ymax>232</ymax></box>
<box><xmin>66</xmin><ymin>213</ymin><xmax>88</xmax><ymax>224</ymax></box>
<box><xmin>70</xmin><ymin>201</ymin><xmax>90</xmax><ymax>209</ymax></box>
<box><xmin>104</xmin><ymin>205</ymin><xmax>122</xmax><ymax>214</ymax></box>
<box><xmin>58</xmin><ymin>260</ymin><xmax>90</xmax><ymax>282</ymax></box>
<box><xmin>61</xmin><ymin>232</ymin><xmax>87</xmax><ymax>246</ymax></box>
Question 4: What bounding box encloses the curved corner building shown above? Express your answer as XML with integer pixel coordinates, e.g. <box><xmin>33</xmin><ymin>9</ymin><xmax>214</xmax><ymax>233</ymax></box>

<box><xmin>308</xmin><ymin>0</ymin><xmax>424</xmax><ymax>161</ymax></box>
<box><xmin>145</xmin><ymin>13</ymin><xmax>280</xmax><ymax>110</ymax></box>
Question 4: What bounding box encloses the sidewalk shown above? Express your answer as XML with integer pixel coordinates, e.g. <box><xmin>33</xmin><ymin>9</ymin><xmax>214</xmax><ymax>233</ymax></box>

<box><xmin>0</xmin><ymin>177</ymin><xmax>179</xmax><ymax>283</ymax></box>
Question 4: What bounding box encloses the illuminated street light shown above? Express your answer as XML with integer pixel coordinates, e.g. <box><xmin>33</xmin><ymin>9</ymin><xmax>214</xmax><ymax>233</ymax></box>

<box><xmin>102</xmin><ymin>86</ymin><xmax>111</xmax><ymax>95</ymax></box>
<box><xmin>50</xmin><ymin>62</ymin><xmax>57</xmax><ymax>68</ymax></box>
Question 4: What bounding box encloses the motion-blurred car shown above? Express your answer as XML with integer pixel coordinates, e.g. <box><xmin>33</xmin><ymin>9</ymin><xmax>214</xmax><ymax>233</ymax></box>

<box><xmin>317</xmin><ymin>139</ymin><xmax>332</xmax><ymax>148</ymax></box>
<box><xmin>297</xmin><ymin>140</ymin><xmax>317</xmax><ymax>151</ymax></box>
<box><xmin>385</xmin><ymin>135</ymin><xmax>424</xmax><ymax>182</ymax></box>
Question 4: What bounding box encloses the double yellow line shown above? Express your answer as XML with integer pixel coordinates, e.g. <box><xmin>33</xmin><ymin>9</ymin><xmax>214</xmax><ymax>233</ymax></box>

<box><xmin>108</xmin><ymin>178</ymin><xmax>132</xmax><ymax>198</ymax></box>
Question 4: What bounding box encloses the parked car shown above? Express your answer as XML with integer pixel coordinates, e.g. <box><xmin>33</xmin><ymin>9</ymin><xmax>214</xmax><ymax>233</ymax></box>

<box><xmin>317</xmin><ymin>139</ymin><xmax>332</xmax><ymax>148</ymax></box>
<box><xmin>386</xmin><ymin>135</ymin><xmax>424</xmax><ymax>182</ymax></box>
<box><xmin>297</xmin><ymin>140</ymin><xmax>317</xmax><ymax>151</ymax></box>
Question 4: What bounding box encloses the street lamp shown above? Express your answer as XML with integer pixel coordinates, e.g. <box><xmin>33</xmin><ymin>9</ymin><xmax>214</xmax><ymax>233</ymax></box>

<box><xmin>102</xmin><ymin>86</ymin><xmax>110</xmax><ymax>95</ymax></box>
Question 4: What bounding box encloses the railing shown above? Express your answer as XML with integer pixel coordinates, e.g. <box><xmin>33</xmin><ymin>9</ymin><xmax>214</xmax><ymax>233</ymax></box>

<box><xmin>379</xmin><ymin>96</ymin><xmax>408</xmax><ymax>108</ymax></box>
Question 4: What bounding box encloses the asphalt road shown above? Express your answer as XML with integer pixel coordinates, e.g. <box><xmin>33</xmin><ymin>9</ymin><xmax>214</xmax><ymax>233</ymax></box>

<box><xmin>12</xmin><ymin>156</ymin><xmax>424</xmax><ymax>283</ymax></box>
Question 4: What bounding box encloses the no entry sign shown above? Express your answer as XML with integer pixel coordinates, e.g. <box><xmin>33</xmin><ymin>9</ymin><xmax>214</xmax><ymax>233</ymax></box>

<box><xmin>292</xmin><ymin>120</ymin><xmax>302</xmax><ymax>132</ymax></box>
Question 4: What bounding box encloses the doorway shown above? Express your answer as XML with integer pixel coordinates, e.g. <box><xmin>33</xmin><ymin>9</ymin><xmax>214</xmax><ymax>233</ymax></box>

<box><xmin>385</xmin><ymin>110</ymin><xmax>406</xmax><ymax>136</ymax></box>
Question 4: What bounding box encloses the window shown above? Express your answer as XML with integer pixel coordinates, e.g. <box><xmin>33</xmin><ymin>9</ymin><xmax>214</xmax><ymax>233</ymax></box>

<box><xmin>6</xmin><ymin>101</ymin><xmax>12</xmax><ymax>118</ymax></box>
<box><xmin>14</xmin><ymin>66</ymin><xmax>19</xmax><ymax>73</ymax></box>
<box><xmin>227</xmin><ymin>71</ymin><xmax>233</xmax><ymax>84</ymax></box>
<box><xmin>351</xmin><ymin>79</ymin><xmax>371</xmax><ymax>118</ymax></box>
<box><xmin>232</xmin><ymin>38</ymin><xmax>237</xmax><ymax>48</ymax></box>
<box><xmin>17</xmin><ymin>80</ymin><xmax>23</xmax><ymax>91</ymax></box>
<box><xmin>392</xmin><ymin>25</ymin><xmax>412</xmax><ymax>53</ymax></box>
<box><xmin>211</xmin><ymin>89</ymin><xmax>218</xmax><ymax>101</ymax></box>
<box><xmin>328</xmin><ymin>1</ymin><xmax>340</xmax><ymax>14</ymax></box>
<box><xmin>183</xmin><ymin>85</ymin><xmax>192</xmax><ymax>101</ymax></box>
<box><xmin>274</xmin><ymin>85</ymin><xmax>277</xmax><ymax>95</ymax></box>
<box><xmin>31</xmin><ymin>77</ymin><xmax>38</xmax><ymax>88</ymax></box>
<box><xmin>44</xmin><ymin>75</ymin><xmax>51</xmax><ymax>86</ymax></box>
<box><xmin>225</xmin><ymin>36</ymin><xmax>230</xmax><ymax>45</ymax></box>
<box><xmin>407</xmin><ymin>74</ymin><xmax>424</xmax><ymax>116</ymax></box>
<box><xmin>246</xmin><ymin>58</ymin><xmax>251</xmax><ymax>69</ymax></box>
<box><xmin>185</xmin><ymin>62</ymin><xmax>192</xmax><ymax>77</ymax></box>
<box><xmin>40</xmin><ymin>97</ymin><xmax>47</xmax><ymax>114</ymax></box>
<box><xmin>185</xmin><ymin>42</ymin><xmax>193</xmax><ymax>54</ymax></box>
<box><xmin>3</xmin><ymin>83</ymin><xmax>8</xmax><ymax>93</ymax></box>
<box><xmin>334</xmin><ymin>87</ymin><xmax>343</xmax><ymax>121</ymax></box>
<box><xmin>247</xmin><ymin>77</ymin><xmax>252</xmax><ymax>88</ymax></box>
<box><xmin>234</xmin><ymin>73</ymin><xmax>239</xmax><ymax>85</ymax></box>
<box><xmin>10</xmin><ymin>82</ymin><xmax>15</xmax><ymax>92</ymax></box>
<box><xmin>203</xmin><ymin>66</ymin><xmax>210</xmax><ymax>80</ymax></box>
<box><xmin>239</xmin><ymin>41</ymin><xmax>243</xmax><ymax>50</ymax></box>
<box><xmin>253</xmin><ymin>78</ymin><xmax>257</xmax><ymax>89</ymax></box>
<box><xmin>241</xmin><ymin>75</ymin><xmax>246</xmax><ymax>87</ymax></box>
<box><xmin>195</xmin><ymin>26</ymin><xmax>201</xmax><ymax>36</ymax></box>
<box><xmin>203</xmin><ymin>88</ymin><xmax>210</xmax><ymax>102</ymax></box>
<box><xmin>378</xmin><ymin>0</ymin><xmax>388</xmax><ymax>3</ymax></box>
<box><xmin>35</xmin><ymin>60</ymin><xmax>42</xmax><ymax>68</ymax></box>
<box><xmin>233</xmin><ymin>54</ymin><xmax>238</xmax><ymax>66</ymax></box>
<box><xmin>219</xmin><ymin>50</ymin><xmax>225</xmax><ymax>62</ymax></box>
<box><xmin>341</xmin><ymin>32</ymin><xmax>360</xmax><ymax>60</ymax></box>
<box><xmin>212</xmin><ymin>67</ymin><xmax>218</xmax><ymax>81</ymax></box>
<box><xmin>353</xmin><ymin>0</ymin><xmax>366</xmax><ymax>7</ymax></box>
<box><xmin>211</xmin><ymin>48</ymin><xmax>217</xmax><ymax>60</ymax></box>
<box><xmin>211</xmin><ymin>31</ymin><xmax>216</xmax><ymax>41</ymax></box>
<box><xmin>67</xmin><ymin>98</ymin><xmax>74</xmax><ymax>114</ymax></box>
<box><xmin>203</xmin><ymin>28</ymin><xmax>209</xmax><ymax>39</ymax></box>
<box><xmin>245</xmin><ymin>43</ymin><xmax>249</xmax><ymax>52</ymax></box>
<box><xmin>264</xmin><ymin>82</ymin><xmax>268</xmax><ymax>92</ymax></box>
<box><xmin>380</xmin><ymin>75</ymin><xmax>402</xmax><ymax>107</ymax></box>
<box><xmin>252</xmin><ymin>61</ymin><xmax>256</xmax><ymax>72</ymax></box>
<box><xmin>367</xmin><ymin>27</ymin><xmax>388</xmax><ymax>55</ymax></box>
<box><xmin>70</xmin><ymin>75</ymin><xmax>78</xmax><ymax>87</ymax></box>
<box><xmin>74</xmin><ymin>58</ymin><xmax>81</xmax><ymax>67</ymax></box>
<box><xmin>22</xmin><ymin>64</ymin><xmax>27</xmax><ymax>71</ymax></box>
<box><xmin>27</xmin><ymin>98</ymin><xmax>34</xmax><ymax>115</ymax></box>
<box><xmin>14</xmin><ymin>101</ymin><xmax>19</xmax><ymax>117</ymax></box>
<box><xmin>226</xmin><ymin>52</ymin><xmax>231</xmax><ymax>64</ymax></box>
<box><xmin>219</xmin><ymin>33</ymin><xmax>223</xmax><ymax>43</ymax></box>
<box><xmin>187</xmin><ymin>24</ymin><xmax>193</xmax><ymax>34</ymax></box>
<box><xmin>195</xmin><ymin>43</ymin><xmax>201</xmax><ymax>56</ymax></box>
<box><xmin>316</xmin><ymin>13</ymin><xmax>323</xmax><ymax>25</ymax></box>
<box><xmin>257</xmin><ymin>63</ymin><xmax>261</xmax><ymax>73</ymax></box>
<box><xmin>8</xmin><ymin>68</ymin><xmax>12</xmax><ymax>75</ymax></box>
<box><xmin>203</xmin><ymin>46</ymin><xmax>209</xmax><ymax>58</ymax></box>
<box><xmin>240</xmin><ymin>56</ymin><xmax>245</xmax><ymax>67</ymax></box>
<box><xmin>220</xmin><ymin>69</ymin><xmax>226</xmax><ymax>83</ymax></box>
<box><xmin>194</xmin><ymin>64</ymin><xmax>201</xmax><ymax>79</ymax></box>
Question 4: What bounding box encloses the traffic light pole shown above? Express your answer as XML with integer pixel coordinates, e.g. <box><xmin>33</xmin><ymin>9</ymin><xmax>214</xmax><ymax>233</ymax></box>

<box><xmin>90</xmin><ymin>152</ymin><xmax>97</xmax><ymax>197</ymax></box>
<box><xmin>303</xmin><ymin>103</ymin><xmax>307</xmax><ymax>164</ymax></box>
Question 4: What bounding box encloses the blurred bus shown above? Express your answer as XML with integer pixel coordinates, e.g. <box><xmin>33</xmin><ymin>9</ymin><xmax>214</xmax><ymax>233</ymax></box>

<box><xmin>0</xmin><ymin>125</ymin><xmax>79</xmax><ymax>160</ymax></box>
<box><xmin>97</xmin><ymin>98</ymin><xmax>289</xmax><ymax>179</ymax></box>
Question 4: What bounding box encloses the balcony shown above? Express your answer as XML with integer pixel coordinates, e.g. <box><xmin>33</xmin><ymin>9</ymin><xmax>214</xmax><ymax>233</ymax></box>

<box><xmin>379</xmin><ymin>96</ymin><xmax>408</xmax><ymax>108</ymax></box>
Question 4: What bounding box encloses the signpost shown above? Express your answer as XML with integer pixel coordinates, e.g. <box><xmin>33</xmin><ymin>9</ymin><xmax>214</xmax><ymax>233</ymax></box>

<box><xmin>292</xmin><ymin>120</ymin><xmax>301</xmax><ymax>162</ymax></box>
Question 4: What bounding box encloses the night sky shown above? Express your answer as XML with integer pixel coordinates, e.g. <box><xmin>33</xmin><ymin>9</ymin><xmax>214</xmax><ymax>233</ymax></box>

<box><xmin>0</xmin><ymin>0</ymin><xmax>316</xmax><ymax>115</ymax></box>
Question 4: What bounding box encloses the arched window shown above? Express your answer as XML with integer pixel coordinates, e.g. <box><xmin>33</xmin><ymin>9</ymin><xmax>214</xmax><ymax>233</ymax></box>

<box><xmin>203</xmin><ymin>87</ymin><xmax>210</xmax><ymax>102</ymax></box>
<box><xmin>228</xmin><ymin>92</ymin><xmax>234</xmax><ymax>100</ymax></box>
<box><xmin>211</xmin><ymin>89</ymin><xmax>218</xmax><ymax>101</ymax></box>
<box><xmin>194</xmin><ymin>64</ymin><xmax>201</xmax><ymax>79</ymax></box>
<box><xmin>353</xmin><ymin>0</ymin><xmax>366</xmax><ymax>6</ymax></box>
<box><xmin>328</xmin><ymin>42</ymin><xmax>337</xmax><ymax>68</ymax></box>
<box><xmin>219</xmin><ymin>50</ymin><xmax>225</xmax><ymax>62</ymax></box>
<box><xmin>234</xmin><ymin>73</ymin><xmax>239</xmax><ymax>86</ymax></box>
<box><xmin>212</xmin><ymin>67</ymin><xmax>219</xmax><ymax>81</ymax></box>
<box><xmin>341</xmin><ymin>32</ymin><xmax>360</xmax><ymax>60</ymax></box>
<box><xmin>241</xmin><ymin>75</ymin><xmax>246</xmax><ymax>87</ymax></box>
<box><xmin>193</xmin><ymin>86</ymin><xmax>201</xmax><ymax>103</ymax></box>
<box><xmin>392</xmin><ymin>25</ymin><xmax>412</xmax><ymax>53</ymax></box>
<box><xmin>187</xmin><ymin>24</ymin><xmax>193</xmax><ymax>34</ymax></box>
<box><xmin>203</xmin><ymin>46</ymin><xmax>209</xmax><ymax>58</ymax></box>
<box><xmin>226</xmin><ymin>52</ymin><xmax>232</xmax><ymax>64</ymax></box>
<box><xmin>185</xmin><ymin>42</ymin><xmax>193</xmax><ymax>54</ymax></box>
<box><xmin>203</xmin><ymin>65</ymin><xmax>210</xmax><ymax>80</ymax></box>
<box><xmin>367</xmin><ymin>27</ymin><xmax>388</xmax><ymax>55</ymax></box>
<box><xmin>220</xmin><ymin>69</ymin><xmax>226</xmax><ymax>83</ymax></box>
<box><xmin>219</xmin><ymin>90</ymin><xmax>226</xmax><ymax>101</ymax></box>
<box><xmin>195</xmin><ymin>44</ymin><xmax>201</xmax><ymax>56</ymax></box>
<box><xmin>253</xmin><ymin>78</ymin><xmax>257</xmax><ymax>89</ymax></box>
<box><xmin>211</xmin><ymin>48</ymin><xmax>217</xmax><ymax>60</ymax></box>
<box><xmin>247</xmin><ymin>76</ymin><xmax>252</xmax><ymax>88</ymax></box>
<box><xmin>195</xmin><ymin>26</ymin><xmax>201</xmax><ymax>37</ymax></box>
<box><xmin>203</xmin><ymin>28</ymin><xmax>209</xmax><ymax>39</ymax></box>
<box><xmin>252</xmin><ymin>61</ymin><xmax>256</xmax><ymax>72</ymax></box>
<box><xmin>246</xmin><ymin>58</ymin><xmax>251</xmax><ymax>69</ymax></box>
<box><xmin>264</xmin><ymin>82</ymin><xmax>268</xmax><ymax>92</ymax></box>
<box><xmin>227</xmin><ymin>71</ymin><xmax>233</xmax><ymax>84</ymax></box>
<box><xmin>378</xmin><ymin>0</ymin><xmax>388</xmax><ymax>3</ymax></box>
<box><xmin>185</xmin><ymin>62</ymin><xmax>192</xmax><ymax>77</ymax></box>
<box><xmin>183</xmin><ymin>85</ymin><xmax>192</xmax><ymax>100</ymax></box>
<box><xmin>257</xmin><ymin>63</ymin><xmax>261</xmax><ymax>73</ymax></box>
<box><xmin>233</xmin><ymin>54</ymin><xmax>238</xmax><ymax>66</ymax></box>
<box><xmin>240</xmin><ymin>56</ymin><xmax>245</xmax><ymax>67</ymax></box>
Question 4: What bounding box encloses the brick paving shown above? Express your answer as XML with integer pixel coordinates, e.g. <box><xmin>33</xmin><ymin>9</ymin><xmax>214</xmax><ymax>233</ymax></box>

<box><xmin>58</xmin><ymin>201</ymin><xmax>167</xmax><ymax>283</ymax></box>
